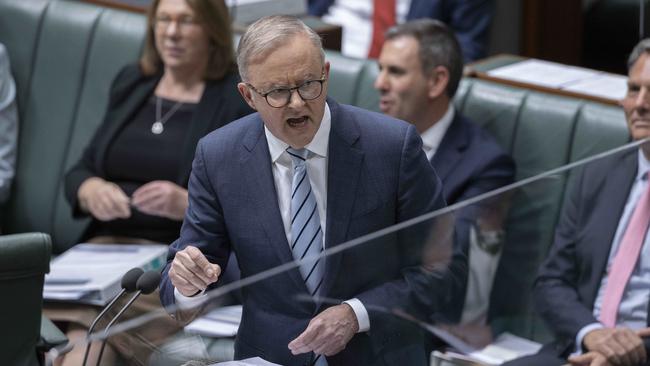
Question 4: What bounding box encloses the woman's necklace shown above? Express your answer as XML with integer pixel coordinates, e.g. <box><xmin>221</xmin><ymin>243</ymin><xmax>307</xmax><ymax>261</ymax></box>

<box><xmin>152</xmin><ymin>96</ymin><xmax>184</xmax><ymax>135</ymax></box>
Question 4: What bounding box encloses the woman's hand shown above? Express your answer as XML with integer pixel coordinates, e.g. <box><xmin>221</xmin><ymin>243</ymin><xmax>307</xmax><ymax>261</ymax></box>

<box><xmin>131</xmin><ymin>180</ymin><xmax>188</xmax><ymax>220</ymax></box>
<box><xmin>78</xmin><ymin>177</ymin><xmax>131</xmax><ymax>221</ymax></box>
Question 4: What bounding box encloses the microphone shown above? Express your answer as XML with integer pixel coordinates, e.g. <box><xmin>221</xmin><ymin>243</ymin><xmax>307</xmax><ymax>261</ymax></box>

<box><xmin>81</xmin><ymin>267</ymin><xmax>144</xmax><ymax>366</ymax></box>
<box><xmin>95</xmin><ymin>270</ymin><xmax>161</xmax><ymax>366</ymax></box>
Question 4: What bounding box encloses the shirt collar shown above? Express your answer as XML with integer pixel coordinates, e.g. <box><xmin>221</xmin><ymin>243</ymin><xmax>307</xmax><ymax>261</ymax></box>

<box><xmin>637</xmin><ymin>148</ymin><xmax>650</xmax><ymax>181</ymax></box>
<box><xmin>420</xmin><ymin>105</ymin><xmax>455</xmax><ymax>157</ymax></box>
<box><xmin>265</xmin><ymin>103</ymin><xmax>331</xmax><ymax>163</ymax></box>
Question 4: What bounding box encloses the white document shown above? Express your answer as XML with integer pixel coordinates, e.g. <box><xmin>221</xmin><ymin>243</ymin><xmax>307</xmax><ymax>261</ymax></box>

<box><xmin>184</xmin><ymin>305</ymin><xmax>242</xmax><ymax>337</ymax></box>
<box><xmin>212</xmin><ymin>357</ymin><xmax>281</xmax><ymax>365</ymax></box>
<box><xmin>486</xmin><ymin>59</ymin><xmax>627</xmax><ymax>101</ymax></box>
<box><xmin>43</xmin><ymin>243</ymin><xmax>168</xmax><ymax>305</ymax></box>
<box><xmin>430</xmin><ymin>331</ymin><xmax>542</xmax><ymax>366</ymax></box>
<box><xmin>562</xmin><ymin>73</ymin><xmax>628</xmax><ymax>100</ymax></box>
<box><xmin>487</xmin><ymin>59</ymin><xmax>599</xmax><ymax>88</ymax></box>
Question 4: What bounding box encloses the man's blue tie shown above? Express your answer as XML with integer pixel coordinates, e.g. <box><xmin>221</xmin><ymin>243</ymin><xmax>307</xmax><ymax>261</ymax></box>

<box><xmin>287</xmin><ymin>147</ymin><xmax>325</xmax><ymax>298</ymax></box>
<box><xmin>287</xmin><ymin>148</ymin><xmax>328</xmax><ymax>366</ymax></box>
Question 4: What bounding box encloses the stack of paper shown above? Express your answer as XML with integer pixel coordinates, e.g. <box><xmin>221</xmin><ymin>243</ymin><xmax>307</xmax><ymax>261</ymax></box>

<box><xmin>43</xmin><ymin>243</ymin><xmax>168</xmax><ymax>306</ymax></box>
<box><xmin>486</xmin><ymin>59</ymin><xmax>627</xmax><ymax>101</ymax></box>
<box><xmin>184</xmin><ymin>305</ymin><xmax>242</xmax><ymax>338</ymax></box>
<box><xmin>430</xmin><ymin>331</ymin><xmax>542</xmax><ymax>366</ymax></box>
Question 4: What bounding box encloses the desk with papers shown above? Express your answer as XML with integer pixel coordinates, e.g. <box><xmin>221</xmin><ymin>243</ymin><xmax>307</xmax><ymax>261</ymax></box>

<box><xmin>43</xmin><ymin>243</ymin><xmax>168</xmax><ymax>306</ymax></box>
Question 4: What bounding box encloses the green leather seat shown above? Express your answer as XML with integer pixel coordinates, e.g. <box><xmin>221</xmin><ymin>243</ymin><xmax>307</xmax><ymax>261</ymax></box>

<box><xmin>0</xmin><ymin>232</ymin><xmax>52</xmax><ymax>366</ymax></box>
<box><xmin>0</xmin><ymin>0</ymin><xmax>145</xmax><ymax>253</ymax></box>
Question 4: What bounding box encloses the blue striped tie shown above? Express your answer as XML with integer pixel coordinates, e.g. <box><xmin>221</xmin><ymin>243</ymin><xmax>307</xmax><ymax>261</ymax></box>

<box><xmin>286</xmin><ymin>148</ymin><xmax>325</xmax><ymax>298</ymax></box>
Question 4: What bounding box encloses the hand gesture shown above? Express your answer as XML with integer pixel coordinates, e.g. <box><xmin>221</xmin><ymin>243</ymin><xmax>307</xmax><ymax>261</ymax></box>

<box><xmin>131</xmin><ymin>180</ymin><xmax>188</xmax><ymax>220</ymax></box>
<box><xmin>569</xmin><ymin>351</ymin><xmax>612</xmax><ymax>366</ymax></box>
<box><xmin>78</xmin><ymin>177</ymin><xmax>131</xmax><ymax>221</ymax></box>
<box><xmin>169</xmin><ymin>246</ymin><xmax>221</xmax><ymax>297</ymax></box>
<box><xmin>288</xmin><ymin>304</ymin><xmax>358</xmax><ymax>357</ymax></box>
<box><xmin>582</xmin><ymin>327</ymin><xmax>646</xmax><ymax>366</ymax></box>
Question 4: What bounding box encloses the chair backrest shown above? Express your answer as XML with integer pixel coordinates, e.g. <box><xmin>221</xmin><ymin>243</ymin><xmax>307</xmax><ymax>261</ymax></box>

<box><xmin>0</xmin><ymin>232</ymin><xmax>51</xmax><ymax>366</ymax></box>
<box><xmin>0</xmin><ymin>0</ymin><xmax>146</xmax><ymax>253</ymax></box>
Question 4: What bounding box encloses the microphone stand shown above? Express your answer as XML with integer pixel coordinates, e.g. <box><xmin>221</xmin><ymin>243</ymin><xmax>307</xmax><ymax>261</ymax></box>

<box><xmin>94</xmin><ymin>291</ymin><xmax>143</xmax><ymax>366</ymax></box>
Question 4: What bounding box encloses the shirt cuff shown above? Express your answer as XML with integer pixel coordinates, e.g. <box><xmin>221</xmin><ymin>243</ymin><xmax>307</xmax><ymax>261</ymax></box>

<box><xmin>174</xmin><ymin>287</ymin><xmax>207</xmax><ymax>310</ymax></box>
<box><xmin>343</xmin><ymin>298</ymin><xmax>370</xmax><ymax>333</ymax></box>
<box><xmin>572</xmin><ymin>322</ymin><xmax>604</xmax><ymax>356</ymax></box>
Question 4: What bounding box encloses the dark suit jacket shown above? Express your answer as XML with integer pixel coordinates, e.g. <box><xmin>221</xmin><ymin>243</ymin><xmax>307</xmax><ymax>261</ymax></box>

<box><xmin>534</xmin><ymin>148</ymin><xmax>642</xmax><ymax>357</ymax></box>
<box><xmin>432</xmin><ymin>114</ymin><xmax>515</xmax><ymax>207</ymax></box>
<box><xmin>307</xmin><ymin>0</ymin><xmax>493</xmax><ymax>61</ymax></box>
<box><xmin>430</xmin><ymin>114</ymin><xmax>515</xmax><ymax>319</ymax></box>
<box><xmin>160</xmin><ymin>99</ymin><xmax>464</xmax><ymax>365</ymax></box>
<box><xmin>64</xmin><ymin>64</ymin><xmax>252</xmax><ymax>236</ymax></box>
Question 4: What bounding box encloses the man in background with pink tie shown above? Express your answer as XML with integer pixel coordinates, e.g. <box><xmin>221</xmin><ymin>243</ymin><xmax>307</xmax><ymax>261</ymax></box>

<box><xmin>504</xmin><ymin>39</ymin><xmax>650</xmax><ymax>366</ymax></box>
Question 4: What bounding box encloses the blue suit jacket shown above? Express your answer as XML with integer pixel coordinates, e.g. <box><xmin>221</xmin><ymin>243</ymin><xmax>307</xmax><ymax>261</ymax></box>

<box><xmin>432</xmin><ymin>114</ymin><xmax>514</xmax><ymax>207</ymax></box>
<box><xmin>160</xmin><ymin>99</ymin><xmax>461</xmax><ymax>365</ymax></box>
<box><xmin>534</xmin><ymin>149</ymin><xmax>640</xmax><ymax>357</ymax></box>
<box><xmin>430</xmin><ymin>114</ymin><xmax>515</xmax><ymax>319</ymax></box>
<box><xmin>308</xmin><ymin>0</ymin><xmax>494</xmax><ymax>61</ymax></box>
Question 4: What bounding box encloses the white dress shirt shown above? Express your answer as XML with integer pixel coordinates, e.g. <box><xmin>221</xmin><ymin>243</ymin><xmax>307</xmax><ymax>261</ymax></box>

<box><xmin>420</xmin><ymin>105</ymin><xmax>455</xmax><ymax>161</ymax></box>
<box><xmin>175</xmin><ymin>103</ymin><xmax>370</xmax><ymax>332</ymax></box>
<box><xmin>574</xmin><ymin>149</ymin><xmax>650</xmax><ymax>354</ymax></box>
<box><xmin>322</xmin><ymin>0</ymin><xmax>412</xmax><ymax>58</ymax></box>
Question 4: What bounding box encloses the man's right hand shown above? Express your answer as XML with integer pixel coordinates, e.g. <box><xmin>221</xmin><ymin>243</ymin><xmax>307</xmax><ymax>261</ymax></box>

<box><xmin>583</xmin><ymin>328</ymin><xmax>647</xmax><ymax>366</ymax></box>
<box><xmin>78</xmin><ymin>177</ymin><xmax>131</xmax><ymax>221</ymax></box>
<box><xmin>169</xmin><ymin>246</ymin><xmax>221</xmax><ymax>297</ymax></box>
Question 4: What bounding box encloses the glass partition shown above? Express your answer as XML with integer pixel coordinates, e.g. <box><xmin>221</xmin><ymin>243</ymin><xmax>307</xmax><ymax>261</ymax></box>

<box><xmin>45</xmin><ymin>139</ymin><xmax>647</xmax><ymax>366</ymax></box>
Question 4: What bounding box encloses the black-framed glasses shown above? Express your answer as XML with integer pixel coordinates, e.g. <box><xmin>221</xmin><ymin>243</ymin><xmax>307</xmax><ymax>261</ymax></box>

<box><xmin>246</xmin><ymin>71</ymin><xmax>326</xmax><ymax>108</ymax></box>
<box><xmin>153</xmin><ymin>14</ymin><xmax>200</xmax><ymax>32</ymax></box>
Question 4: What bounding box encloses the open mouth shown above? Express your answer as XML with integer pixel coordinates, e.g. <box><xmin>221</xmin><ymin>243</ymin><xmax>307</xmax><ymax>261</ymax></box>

<box><xmin>287</xmin><ymin>116</ymin><xmax>308</xmax><ymax>127</ymax></box>
<box><xmin>379</xmin><ymin>99</ymin><xmax>392</xmax><ymax>112</ymax></box>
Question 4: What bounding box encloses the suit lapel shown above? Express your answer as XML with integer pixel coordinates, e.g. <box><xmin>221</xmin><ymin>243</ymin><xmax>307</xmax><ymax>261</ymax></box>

<box><xmin>431</xmin><ymin>115</ymin><xmax>468</xmax><ymax>182</ymax></box>
<box><xmin>240</xmin><ymin>117</ymin><xmax>308</xmax><ymax>293</ymax></box>
<box><xmin>588</xmin><ymin>150</ymin><xmax>638</xmax><ymax>303</ymax></box>
<box><xmin>322</xmin><ymin>100</ymin><xmax>364</xmax><ymax>296</ymax></box>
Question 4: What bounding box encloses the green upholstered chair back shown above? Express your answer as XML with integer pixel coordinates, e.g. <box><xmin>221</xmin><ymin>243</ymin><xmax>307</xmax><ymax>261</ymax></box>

<box><xmin>458</xmin><ymin>80</ymin><xmax>629</xmax><ymax>341</ymax></box>
<box><xmin>0</xmin><ymin>232</ymin><xmax>51</xmax><ymax>366</ymax></box>
<box><xmin>0</xmin><ymin>0</ymin><xmax>146</xmax><ymax>253</ymax></box>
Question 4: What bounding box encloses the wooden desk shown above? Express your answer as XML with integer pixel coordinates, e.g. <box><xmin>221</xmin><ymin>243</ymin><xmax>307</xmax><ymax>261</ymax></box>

<box><xmin>466</xmin><ymin>54</ymin><xmax>627</xmax><ymax>106</ymax></box>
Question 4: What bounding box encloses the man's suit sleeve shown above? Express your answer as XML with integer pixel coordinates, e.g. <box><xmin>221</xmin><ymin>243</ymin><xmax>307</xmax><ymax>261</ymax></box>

<box><xmin>534</xmin><ymin>167</ymin><xmax>601</xmax><ymax>345</ymax></box>
<box><xmin>354</xmin><ymin>124</ymin><xmax>464</xmax><ymax>326</ymax></box>
<box><xmin>160</xmin><ymin>139</ymin><xmax>231</xmax><ymax>308</ymax></box>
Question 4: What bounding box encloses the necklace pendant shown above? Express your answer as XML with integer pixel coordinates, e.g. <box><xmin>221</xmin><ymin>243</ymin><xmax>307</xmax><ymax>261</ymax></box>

<box><xmin>151</xmin><ymin>121</ymin><xmax>164</xmax><ymax>134</ymax></box>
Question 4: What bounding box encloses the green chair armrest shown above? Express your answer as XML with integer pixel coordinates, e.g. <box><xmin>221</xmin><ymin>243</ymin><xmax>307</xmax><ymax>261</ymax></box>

<box><xmin>37</xmin><ymin>315</ymin><xmax>68</xmax><ymax>352</ymax></box>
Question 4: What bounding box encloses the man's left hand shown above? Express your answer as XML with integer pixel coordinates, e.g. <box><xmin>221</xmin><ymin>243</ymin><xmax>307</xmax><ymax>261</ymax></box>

<box><xmin>569</xmin><ymin>351</ymin><xmax>612</xmax><ymax>366</ymax></box>
<box><xmin>288</xmin><ymin>304</ymin><xmax>359</xmax><ymax>357</ymax></box>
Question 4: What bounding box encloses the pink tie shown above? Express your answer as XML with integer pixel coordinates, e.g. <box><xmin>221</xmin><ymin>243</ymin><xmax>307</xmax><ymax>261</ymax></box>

<box><xmin>599</xmin><ymin>174</ymin><xmax>650</xmax><ymax>328</ymax></box>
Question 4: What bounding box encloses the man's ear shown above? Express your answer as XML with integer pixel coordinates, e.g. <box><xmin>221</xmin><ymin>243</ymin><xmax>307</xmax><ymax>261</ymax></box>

<box><xmin>427</xmin><ymin>66</ymin><xmax>450</xmax><ymax>99</ymax></box>
<box><xmin>237</xmin><ymin>82</ymin><xmax>257</xmax><ymax>110</ymax></box>
<box><xmin>324</xmin><ymin>60</ymin><xmax>331</xmax><ymax>79</ymax></box>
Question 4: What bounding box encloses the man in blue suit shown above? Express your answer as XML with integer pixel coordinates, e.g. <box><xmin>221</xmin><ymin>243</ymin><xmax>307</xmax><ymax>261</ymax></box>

<box><xmin>503</xmin><ymin>39</ymin><xmax>650</xmax><ymax>366</ymax></box>
<box><xmin>159</xmin><ymin>15</ymin><xmax>462</xmax><ymax>366</ymax></box>
<box><xmin>374</xmin><ymin>19</ymin><xmax>514</xmax><ymax>345</ymax></box>
<box><xmin>308</xmin><ymin>0</ymin><xmax>493</xmax><ymax>62</ymax></box>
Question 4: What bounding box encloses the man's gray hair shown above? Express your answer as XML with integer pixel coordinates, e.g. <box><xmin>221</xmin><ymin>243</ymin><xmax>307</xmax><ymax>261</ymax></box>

<box><xmin>237</xmin><ymin>15</ymin><xmax>325</xmax><ymax>81</ymax></box>
<box><xmin>385</xmin><ymin>19</ymin><xmax>463</xmax><ymax>99</ymax></box>
<box><xmin>628</xmin><ymin>38</ymin><xmax>650</xmax><ymax>71</ymax></box>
